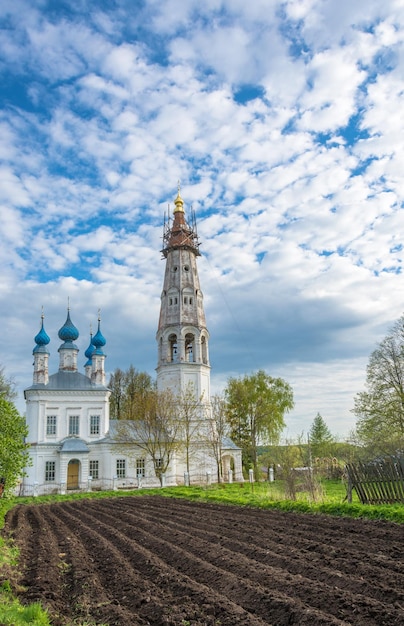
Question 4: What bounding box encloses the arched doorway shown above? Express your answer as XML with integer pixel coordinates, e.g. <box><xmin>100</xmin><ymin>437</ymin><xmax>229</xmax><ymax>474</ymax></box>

<box><xmin>67</xmin><ymin>459</ymin><xmax>80</xmax><ymax>489</ymax></box>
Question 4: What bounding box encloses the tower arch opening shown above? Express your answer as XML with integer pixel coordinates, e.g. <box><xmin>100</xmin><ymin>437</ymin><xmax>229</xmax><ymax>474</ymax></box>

<box><xmin>185</xmin><ymin>333</ymin><xmax>195</xmax><ymax>362</ymax></box>
<box><xmin>168</xmin><ymin>334</ymin><xmax>178</xmax><ymax>362</ymax></box>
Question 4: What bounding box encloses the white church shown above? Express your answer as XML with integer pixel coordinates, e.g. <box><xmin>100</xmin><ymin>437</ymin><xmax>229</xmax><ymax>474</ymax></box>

<box><xmin>22</xmin><ymin>189</ymin><xmax>243</xmax><ymax>495</ymax></box>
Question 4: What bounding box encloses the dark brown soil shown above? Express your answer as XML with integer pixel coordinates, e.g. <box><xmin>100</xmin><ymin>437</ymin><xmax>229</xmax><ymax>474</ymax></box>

<box><xmin>3</xmin><ymin>496</ymin><xmax>404</xmax><ymax>625</ymax></box>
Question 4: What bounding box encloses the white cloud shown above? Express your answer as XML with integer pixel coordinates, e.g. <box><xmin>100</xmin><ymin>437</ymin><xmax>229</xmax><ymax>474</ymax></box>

<box><xmin>1</xmin><ymin>0</ymin><xmax>403</xmax><ymax>439</ymax></box>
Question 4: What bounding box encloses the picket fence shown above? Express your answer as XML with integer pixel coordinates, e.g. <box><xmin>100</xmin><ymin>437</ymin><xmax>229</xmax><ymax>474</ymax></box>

<box><xmin>345</xmin><ymin>459</ymin><xmax>404</xmax><ymax>504</ymax></box>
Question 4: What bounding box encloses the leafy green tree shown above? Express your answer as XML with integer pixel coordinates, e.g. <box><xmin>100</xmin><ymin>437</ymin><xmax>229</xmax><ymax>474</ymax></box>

<box><xmin>0</xmin><ymin>365</ymin><xmax>16</xmax><ymax>401</ymax></box>
<box><xmin>0</xmin><ymin>397</ymin><xmax>30</xmax><ymax>497</ymax></box>
<box><xmin>109</xmin><ymin>365</ymin><xmax>155</xmax><ymax>420</ymax></box>
<box><xmin>225</xmin><ymin>370</ymin><xmax>294</xmax><ymax>480</ymax></box>
<box><xmin>309</xmin><ymin>413</ymin><xmax>334</xmax><ymax>460</ymax></box>
<box><xmin>353</xmin><ymin>314</ymin><xmax>404</xmax><ymax>456</ymax></box>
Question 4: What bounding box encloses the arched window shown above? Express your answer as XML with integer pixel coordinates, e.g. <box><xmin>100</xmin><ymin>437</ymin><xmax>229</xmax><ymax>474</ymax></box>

<box><xmin>168</xmin><ymin>334</ymin><xmax>178</xmax><ymax>362</ymax></box>
<box><xmin>185</xmin><ymin>333</ymin><xmax>195</xmax><ymax>363</ymax></box>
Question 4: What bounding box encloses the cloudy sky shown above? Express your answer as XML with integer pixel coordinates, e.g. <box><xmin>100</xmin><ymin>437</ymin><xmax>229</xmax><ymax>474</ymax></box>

<box><xmin>1</xmin><ymin>0</ymin><xmax>403</xmax><ymax>439</ymax></box>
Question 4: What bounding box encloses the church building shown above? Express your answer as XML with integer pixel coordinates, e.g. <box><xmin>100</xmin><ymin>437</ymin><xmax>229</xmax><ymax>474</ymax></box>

<box><xmin>22</xmin><ymin>190</ymin><xmax>242</xmax><ymax>495</ymax></box>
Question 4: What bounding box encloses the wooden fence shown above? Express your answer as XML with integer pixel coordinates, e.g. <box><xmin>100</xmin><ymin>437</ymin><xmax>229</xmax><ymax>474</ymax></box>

<box><xmin>345</xmin><ymin>459</ymin><xmax>404</xmax><ymax>504</ymax></box>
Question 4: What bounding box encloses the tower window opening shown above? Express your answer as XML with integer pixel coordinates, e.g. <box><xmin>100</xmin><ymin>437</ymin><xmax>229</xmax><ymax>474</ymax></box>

<box><xmin>169</xmin><ymin>297</ymin><xmax>173</xmax><ymax>305</ymax></box>
<box><xmin>185</xmin><ymin>333</ymin><xmax>195</xmax><ymax>363</ymax></box>
<box><xmin>201</xmin><ymin>336</ymin><xmax>208</xmax><ymax>364</ymax></box>
<box><xmin>169</xmin><ymin>334</ymin><xmax>178</xmax><ymax>362</ymax></box>
<box><xmin>189</xmin><ymin>297</ymin><xmax>193</xmax><ymax>305</ymax></box>
<box><xmin>184</xmin><ymin>297</ymin><xmax>188</xmax><ymax>304</ymax></box>
<box><xmin>174</xmin><ymin>297</ymin><xmax>178</xmax><ymax>304</ymax></box>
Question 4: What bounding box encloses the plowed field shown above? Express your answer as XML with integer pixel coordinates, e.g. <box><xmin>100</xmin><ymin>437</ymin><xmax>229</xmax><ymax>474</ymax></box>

<box><xmin>3</xmin><ymin>496</ymin><xmax>404</xmax><ymax>625</ymax></box>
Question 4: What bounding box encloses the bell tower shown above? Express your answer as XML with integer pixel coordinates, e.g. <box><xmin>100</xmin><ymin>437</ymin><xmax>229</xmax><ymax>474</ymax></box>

<box><xmin>156</xmin><ymin>187</ymin><xmax>210</xmax><ymax>402</ymax></box>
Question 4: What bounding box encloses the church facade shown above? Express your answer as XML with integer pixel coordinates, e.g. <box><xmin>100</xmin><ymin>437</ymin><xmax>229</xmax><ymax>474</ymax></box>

<box><xmin>22</xmin><ymin>190</ymin><xmax>242</xmax><ymax>495</ymax></box>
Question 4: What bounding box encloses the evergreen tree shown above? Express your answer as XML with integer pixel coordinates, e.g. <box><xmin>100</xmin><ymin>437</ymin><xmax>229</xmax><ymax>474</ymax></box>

<box><xmin>309</xmin><ymin>413</ymin><xmax>334</xmax><ymax>460</ymax></box>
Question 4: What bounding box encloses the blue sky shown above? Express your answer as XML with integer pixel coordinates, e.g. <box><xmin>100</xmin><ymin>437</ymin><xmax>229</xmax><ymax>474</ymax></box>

<box><xmin>1</xmin><ymin>0</ymin><xmax>403</xmax><ymax>439</ymax></box>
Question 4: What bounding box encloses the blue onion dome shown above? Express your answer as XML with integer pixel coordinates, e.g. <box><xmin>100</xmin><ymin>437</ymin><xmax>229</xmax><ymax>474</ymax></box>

<box><xmin>33</xmin><ymin>314</ymin><xmax>50</xmax><ymax>354</ymax></box>
<box><xmin>92</xmin><ymin>317</ymin><xmax>106</xmax><ymax>350</ymax></box>
<box><xmin>84</xmin><ymin>330</ymin><xmax>95</xmax><ymax>366</ymax></box>
<box><xmin>58</xmin><ymin>309</ymin><xmax>79</xmax><ymax>343</ymax></box>
<box><xmin>85</xmin><ymin>331</ymin><xmax>95</xmax><ymax>359</ymax></box>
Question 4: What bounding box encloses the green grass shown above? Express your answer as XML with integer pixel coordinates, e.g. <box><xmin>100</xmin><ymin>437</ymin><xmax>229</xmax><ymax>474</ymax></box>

<box><xmin>1</xmin><ymin>479</ymin><xmax>404</xmax><ymax>624</ymax></box>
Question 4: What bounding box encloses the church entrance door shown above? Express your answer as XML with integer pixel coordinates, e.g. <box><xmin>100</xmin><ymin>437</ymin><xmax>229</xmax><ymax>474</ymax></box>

<box><xmin>67</xmin><ymin>459</ymin><xmax>80</xmax><ymax>489</ymax></box>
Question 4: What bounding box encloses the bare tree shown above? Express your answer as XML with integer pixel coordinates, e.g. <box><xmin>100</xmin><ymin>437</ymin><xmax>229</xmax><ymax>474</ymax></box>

<box><xmin>204</xmin><ymin>394</ymin><xmax>229</xmax><ymax>483</ymax></box>
<box><xmin>177</xmin><ymin>383</ymin><xmax>203</xmax><ymax>483</ymax></box>
<box><xmin>114</xmin><ymin>389</ymin><xmax>181</xmax><ymax>486</ymax></box>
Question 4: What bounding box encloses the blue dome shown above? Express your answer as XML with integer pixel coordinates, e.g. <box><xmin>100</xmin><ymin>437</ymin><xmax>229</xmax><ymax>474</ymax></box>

<box><xmin>34</xmin><ymin>318</ymin><xmax>50</xmax><ymax>346</ymax></box>
<box><xmin>85</xmin><ymin>334</ymin><xmax>95</xmax><ymax>360</ymax></box>
<box><xmin>58</xmin><ymin>310</ymin><xmax>79</xmax><ymax>342</ymax></box>
<box><xmin>92</xmin><ymin>320</ymin><xmax>106</xmax><ymax>349</ymax></box>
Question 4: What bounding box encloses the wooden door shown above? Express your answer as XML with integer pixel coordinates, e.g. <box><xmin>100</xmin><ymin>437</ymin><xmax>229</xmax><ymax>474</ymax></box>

<box><xmin>67</xmin><ymin>460</ymin><xmax>80</xmax><ymax>489</ymax></box>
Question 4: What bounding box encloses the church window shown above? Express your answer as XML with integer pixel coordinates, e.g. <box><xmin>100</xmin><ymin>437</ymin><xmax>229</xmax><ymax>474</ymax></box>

<box><xmin>45</xmin><ymin>461</ymin><xmax>55</xmax><ymax>482</ymax></box>
<box><xmin>46</xmin><ymin>415</ymin><xmax>57</xmax><ymax>436</ymax></box>
<box><xmin>90</xmin><ymin>415</ymin><xmax>100</xmax><ymax>435</ymax></box>
<box><xmin>183</xmin><ymin>265</ymin><xmax>189</xmax><ymax>272</ymax></box>
<box><xmin>89</xmin><ymin>460</ymin><xmax>99</xmax><ymax>480</ymax></box>
<box><xmin>172</xmin><ymin>266</ymin><xmax>178</xmax><ymax>272</ymax></box>
<box><xmin>136</xmin><ymin>458</ymin><xmax>145</xmax><ymax>477</ymax></box>
<box><xmin>169</xmin><ymin>297</ymin><xmax>173</xmax><ymax>305</ymax></box>
<box><xmin>116</xmin><ymin>459</ymin><xmax>126</xmax><ymax>479</ymax></box>
<box><xmin>69</xmin><ymin>415</ymin><xmax>80</xmax><ymax>436</ymax></box>
<box><xmin>189</xmin><ymin>297</ymin><xmax>193</xmax><ymax>305</ymax></box>
<box><xmin>184</xmin><ymin>296</ymin><xmax>188</xmax><ymax>304</ymax></box>
<box><xmin>174</xmin><ymin>297</ymin><xmax>178</xmax><ymax>304</ymax></box>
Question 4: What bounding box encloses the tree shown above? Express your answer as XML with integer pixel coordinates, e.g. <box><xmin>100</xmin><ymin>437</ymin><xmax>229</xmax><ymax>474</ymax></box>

<box><xmin>353</xmin><ymin>314</ymin><xmax>404</xmax><ymax>456</ymax></box>
<box><xmin>0</xmin><ymin>397</ymin><xmax>30</xmax><ymax>497</ymax></box>
<box><xmin>109</xmin><ymin>365</ymin><xmax>154</xmax><ymax>420</ymax></box>
<box><xmin>114</xmin><ymin>388</ymin><xmax>181</xmax><ymax>486</ymax></box>
<box><xmin>177</xmin><ymin>383</ymin><xmax>202</xmax><ymax>484</ymax></box>
<box><xmin>309</xmin><ymin>413</ymin><xmax>334</xmax><ymax>460</ymax></box>
<box><xmin>225</xmin><ymin>370</ymin><xmax>294</xmax><ymax>480</ymax></box>
<box><xmin>0</xmin><ymin>365</ymin><xmax>16</xmax><ymax>401</ymax></box>
<box><xmin>204</xmin><ymin>394</ymin><xmax>230</xmax><ymax>483</ymax></box>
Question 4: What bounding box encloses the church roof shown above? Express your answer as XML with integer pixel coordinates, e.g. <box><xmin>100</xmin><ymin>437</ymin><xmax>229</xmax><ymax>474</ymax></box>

<box><xmin>25</xmin><ymin>370</ymin><xmax>108</xmax><ymax>391</ymax></box>
<box><xmin>222</xmin><ymin>436</ymin><xmax>242</xmax><ymax>450</ymax></box>
<box><xmin>59</xmin><ymin>437</ymin><xmax>90</xmax><ymax>453</ymax></box>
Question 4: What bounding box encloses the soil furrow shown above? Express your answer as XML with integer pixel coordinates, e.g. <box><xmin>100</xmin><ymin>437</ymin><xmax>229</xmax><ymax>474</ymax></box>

<box><xmin>3</xmin><ymin>496</ymin><xmax>404</xmax><ymax>626</ymax></box>
<box><xmin>79</xmin><ymin>499</ymin><xmax>402</xmax><ymax>625</ymax></box>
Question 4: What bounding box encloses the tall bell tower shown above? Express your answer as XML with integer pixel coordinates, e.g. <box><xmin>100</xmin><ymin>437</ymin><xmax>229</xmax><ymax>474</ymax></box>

<box><xmin>156</xmin><ymin>187</ymin><xmax>210</xmax><ymax>402</ymax></box>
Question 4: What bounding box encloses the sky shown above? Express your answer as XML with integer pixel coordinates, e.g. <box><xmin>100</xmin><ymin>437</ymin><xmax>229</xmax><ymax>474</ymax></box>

<box><xmin>1</xmin><ymin>0</ymin><xmax>403</xmax><ymax>440</ymax></box>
